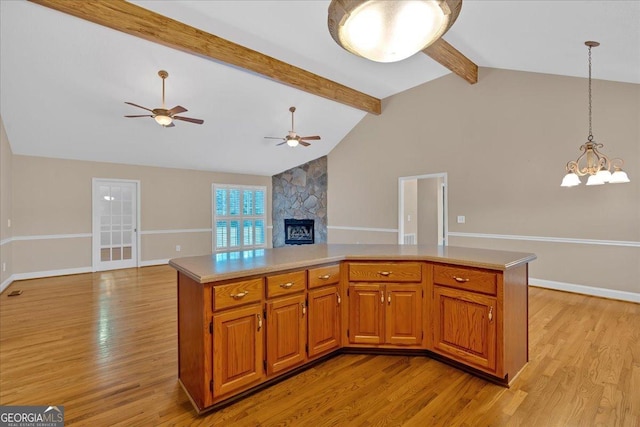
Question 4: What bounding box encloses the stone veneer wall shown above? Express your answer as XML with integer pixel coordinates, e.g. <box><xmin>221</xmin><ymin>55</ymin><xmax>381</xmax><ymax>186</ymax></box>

<box><xmin>272</xmin><ymin>156</ymin><xmax>327</xmax><ymax>248</ymax></box>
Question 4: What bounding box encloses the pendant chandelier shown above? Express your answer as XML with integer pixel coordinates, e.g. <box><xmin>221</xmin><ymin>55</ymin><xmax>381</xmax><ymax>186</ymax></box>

<box><xmin>561</xmin><ymin>41</ymin><xmax>630</xmax><ymax>187</ymax></box>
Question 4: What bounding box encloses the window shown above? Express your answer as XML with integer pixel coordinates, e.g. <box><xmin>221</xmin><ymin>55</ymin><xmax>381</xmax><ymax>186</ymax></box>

<box><xmin>213</xmin><ymin>184</ymin><xmax>267</xmax><ymax>252</ymax></box>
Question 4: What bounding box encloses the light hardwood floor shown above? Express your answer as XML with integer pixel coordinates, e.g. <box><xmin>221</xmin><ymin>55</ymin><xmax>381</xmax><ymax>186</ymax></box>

<box><xmin>1</xmin><ymin>266</ymin><xmax>638</xmax><ymax>426</ymax></box>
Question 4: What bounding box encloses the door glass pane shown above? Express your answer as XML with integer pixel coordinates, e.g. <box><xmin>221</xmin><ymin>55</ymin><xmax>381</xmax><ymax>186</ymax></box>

<box><xmin>123</xmin><ymin>246</ymin><xmax>132</xmax><ymax>260</ymax></box>
<box><xmin>112</xmin><ymin>186</ymin><xmax>121</xmax><ymax>201</ymax></box>
<box><xmin>100</xmin><ymin>200</ymin><xmax>110</xmax><ymax>215</ymax></box>
<box><xmin>112</xmin><ymin>201</ymin><xmax>122</xmax><ymax>214</ymax></box>
<box><xmin>122</xmin><ymin>186</ymin><xmax>132</xmax><ymax>201</ymax></box>
<box><xmin>101</xmin><ymin>232</ymin><xmax>110</xmax><ymax>246</ymax></box>
<box><xmin>123</xmin><ymin>232</ymin><xmax>132</xmax><ymax>245</ymax></box>
<box><xmin>112</xmin><ymin>231</ymin><xmax>121</xmax><ymax>245</ymax></box>
<box><xmin>101</xmin><ymin>248</ymin><xmax>111</xmax><ymax>262</ymax></box>
<box><xmin>123</xmin><ymin>201</ymin><xmax>132</xmax><ymax>215</ymax></box>
<box><xmin>230</xmin><ymin>220</ymin><xmax>240</xmax><ymax>247</ymax></box>
<box><xmin>112</xmin><ymin>247</ymin><xmax>121</xmax><ymax>261</ymax></box>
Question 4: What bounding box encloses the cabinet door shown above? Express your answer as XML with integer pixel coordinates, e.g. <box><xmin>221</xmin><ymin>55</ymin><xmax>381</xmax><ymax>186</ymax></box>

<box><xmin>385</xmin><ymin>284</ymin><xmax>423</xmax><ymax>346</ymax></box>
<box><xmin>433</xmin><ymin>285</ymin><xmax>497</xmax><ymax>372</ymax></box>
<box><xmin>308</xmin><ymin>285</ymin><xmax>341</xmax><ymax>357</ymax></box>
<box><xmin>213</xmin><ymin>304</ymin><xmax>264</xmax><ymax>398</ymax></box>
<box><xmin>266</xmin><ymin>293</ymin><xmax>307</xmax><ymax>375</ymax></box>
<box><xmin>348</xmin><ymin>284</ymin><xmax>384</xmax><ymax>345</ymax></box>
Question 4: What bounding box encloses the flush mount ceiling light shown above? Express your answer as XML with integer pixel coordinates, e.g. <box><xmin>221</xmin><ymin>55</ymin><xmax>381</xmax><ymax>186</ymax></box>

<box><xmin>561</xmin><ymin>42</ymin><xmax>630</xmax><ymax>187</ymax></box>
<box><xmin>327</xmin><ymin>0</ymin><xmax>461</xmax><ymax>63</ymax></box>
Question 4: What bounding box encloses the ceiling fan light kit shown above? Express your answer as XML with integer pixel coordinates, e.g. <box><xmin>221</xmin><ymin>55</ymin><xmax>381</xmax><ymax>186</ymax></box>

<box><xmin>327</xmin><ymin>0</ymin><xmax>461</xmax><ymax>63</ymax></box>
<box><xmin>561</xmin><ymin>42</ymin><xmax>630</xmax><ymax>187</ymax></box>
<box><xmin>264</xmin><ymin>107</ymin><xmax>321</xmax><ymax>148</ymax></box>
<box><xmin>154</xmin><ymin>114</ymin><xmax>172</xmax><ymax>127</ymax></box>
<box><xmin>124</xmin><ymin>70</ymin><xmax>204</xmax><ymax>128</ymax></box>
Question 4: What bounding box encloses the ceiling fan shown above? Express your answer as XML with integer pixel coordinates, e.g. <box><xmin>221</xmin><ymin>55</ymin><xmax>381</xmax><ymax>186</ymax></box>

<box><xmin>124</xmin><ymin>70</ymin><xmax>204</xmax><ymax>127</ymax></box>
<box><xmin>264</xmin><ymin>107</ymin><xmax>320</xmax><ymax>147</ymax></box>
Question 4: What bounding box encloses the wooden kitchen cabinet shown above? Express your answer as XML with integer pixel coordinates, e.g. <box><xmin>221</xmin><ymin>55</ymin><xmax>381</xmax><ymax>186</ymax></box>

<box><xmin>212</xmin><ymin>303</ymin><xmax>264</xmax><ymax>398</ymax></box>
<box><xmin>432</xmin><ymin>285</ymin><xmax>497</xmax><ymax>372</ymax></box>
<box><xmin>348</xmin><ymin>283</ymin><xmax>385</xmax><ymax>344</ymax></box>
<box><xmin>173</xmin><ymin>247</ymin><xmax>534</xmax><ymax>413</ymax></box>
<box><xmin>347</xmin><ymin>261</ymin><xmax>424</xmax><ymax>347</ymax></box>
<box><xmin>348</xmin><ymin>283</ymin><xmax>423</xmax><ymax>346</ymax></box>
<box><xmin>385</xmin><ymin>284</ymin><xmax>423</xmax><ymax>346</ymax></box>
<box><xmin>265</xmin><ymin>269</ymin><xmax>308</xmax><ymax>376</ymax></box>
<box><xmin>308</xmin><ymin>285</ymin><xmax>341</xmax><ymax>358</ymax></box>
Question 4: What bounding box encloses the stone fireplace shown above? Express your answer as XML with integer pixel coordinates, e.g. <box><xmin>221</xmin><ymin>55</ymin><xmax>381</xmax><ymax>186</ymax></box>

<box><xmin>284</xmin><ymin>219</ymin><xmax>314</xmax><ymax>245</ymax></box>
<box><xmin>272</xmin><ymin>156</ymin><xmax>327</xmax><ymax>247</ymax></box>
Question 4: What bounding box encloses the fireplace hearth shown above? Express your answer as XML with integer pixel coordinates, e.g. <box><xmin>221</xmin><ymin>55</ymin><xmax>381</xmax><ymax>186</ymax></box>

<box><xmin>284</xmin><ymin>219</ymin><xmax>314</xmax><ymax>245</ymax></box>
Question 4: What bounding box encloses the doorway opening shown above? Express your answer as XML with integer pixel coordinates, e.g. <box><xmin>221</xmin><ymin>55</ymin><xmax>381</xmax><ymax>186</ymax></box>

<box><xmin>398</xmin><ymin>173</ymin><xmax>447</xmax><ymax>246</ymax></box>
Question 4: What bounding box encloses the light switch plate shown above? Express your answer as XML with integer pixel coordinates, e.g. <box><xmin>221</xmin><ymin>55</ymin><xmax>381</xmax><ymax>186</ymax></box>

<box><xmin>457</xmin><ymin>216</ymin><xmax>465</xmax><ymax>224</ymax></box>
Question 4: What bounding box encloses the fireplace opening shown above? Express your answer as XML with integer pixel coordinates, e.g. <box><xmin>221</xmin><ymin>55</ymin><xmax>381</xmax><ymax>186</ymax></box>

<box><xmin>284</xmin><ymin>219</ymin><xmax>314</xmax><ymax>245</ymax></box>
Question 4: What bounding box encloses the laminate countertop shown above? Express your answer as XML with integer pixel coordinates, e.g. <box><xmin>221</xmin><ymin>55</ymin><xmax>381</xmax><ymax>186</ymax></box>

<box><xmin>168</xmin><ymin>244</ymin><xmax>536</xmax><ymax>284</ymax></box>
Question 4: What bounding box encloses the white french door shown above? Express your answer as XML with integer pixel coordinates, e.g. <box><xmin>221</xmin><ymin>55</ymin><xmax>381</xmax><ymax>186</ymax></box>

<box><xmin>92</xmin><ymin>179</ymin><xmax>139</xmax><ymax>271</ymax></box>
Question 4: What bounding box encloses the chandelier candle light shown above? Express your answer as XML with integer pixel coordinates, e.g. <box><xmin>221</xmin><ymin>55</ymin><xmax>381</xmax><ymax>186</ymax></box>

<box><xmin>561</xmin><ymin>41</ymin><xmax>630</xmax><ymax>187</ymax></box>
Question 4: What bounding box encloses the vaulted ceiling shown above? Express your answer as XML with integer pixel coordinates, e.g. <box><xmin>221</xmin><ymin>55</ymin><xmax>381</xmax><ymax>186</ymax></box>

<box><xmin>1</xmin><ymin>1</ymin><xmax>639</xmax><ymax>176</ymax></box>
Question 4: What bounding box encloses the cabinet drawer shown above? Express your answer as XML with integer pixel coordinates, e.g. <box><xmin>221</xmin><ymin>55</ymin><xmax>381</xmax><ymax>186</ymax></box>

<box><xmin>348</xmin><ymin>262</ymin><xmax>421</xmax><ymax>282</ymax></box>
<box><xmin>308</xmin><ymin>264</ymin><xmax>340</xmax><ymax>289</ymax></box>
<box><xmin>214</xmin><ymin>278</ymin><xmax>263</xmax><ymax>311</ymax></box>
<box><xmin>266</xmin><ymin>270</ymin><xmax>306</xmax><ymax>298</ymax></box>
<box><xmin>433</xmin><ymin>265</ymin><xmax>497</xmax><ymax>295</ymax></box>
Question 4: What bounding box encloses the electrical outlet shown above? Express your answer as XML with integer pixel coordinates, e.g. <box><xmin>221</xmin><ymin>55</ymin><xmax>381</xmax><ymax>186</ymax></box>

<box><xmin>457</xmin><ymin>216</ymin><xmax>466</xmax><ymax>224</ymax></box>
<box><xmin>176</xmin><ymin>245</ymin><xmax>181</xmax><ymax>252</ymax></box>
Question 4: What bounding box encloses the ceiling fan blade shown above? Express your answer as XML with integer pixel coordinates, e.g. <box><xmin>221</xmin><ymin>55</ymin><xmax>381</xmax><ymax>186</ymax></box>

<box><xmin>165</xmin><ymin>122</ymin><xmax>175</xmax><ymax>128</ymax></box>
<box><xmin>276</xmin><ymin>141</ymin><xmax>287</xmax><ymax>146</ymax></box>
<box><xmin>124</xmin><ymin>114</ymin><xmax>153</xmax><ymax>118</ymax></box>
<box><xmin>125</xmin><ymin>101</ymin><xmax>154</xmax><ymax>112</ymax></box>
<box><xmin>300</xmin><ymin>136</ymin><xmax>321</xmax><ymax>141</ymax></box>
<box><xmin>168</xmin><ymin>105</ymin><xmax>188</xmax><ymax>115</ymax></box>
<box><xmin>173</xmin><ymin>116</ymin><xmax>204</xmax><ymax>124</ymax></box>
<box><xmin>264</xmin><ymin>136</ymin><xmax>285</xmax><ymax>140</ymax></box>
<box><xmin>299</xmin><ymin>141</ymin><xmax>311</xmax><ymax>147</ymax></box>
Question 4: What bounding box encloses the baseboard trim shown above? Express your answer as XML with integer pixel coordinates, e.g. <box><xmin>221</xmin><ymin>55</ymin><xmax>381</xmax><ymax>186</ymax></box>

<box><xmin>0</xmin><ymin>275</ymin><xmax>14</xmax><ymax>294</ymax></box>
<box><xmin>12</xmin><ymin>267</ymin><xmax>93</xmax><ymax>282</ymax></box>
<box><xmin>139</xmin><ymin>259</ymin><xmax>170</xmax><ymax>267</ymax></box>
<box><xmin>530</xmin><ymin>278</ymin><xmax>640</xmax><ymax>303</ymax></box>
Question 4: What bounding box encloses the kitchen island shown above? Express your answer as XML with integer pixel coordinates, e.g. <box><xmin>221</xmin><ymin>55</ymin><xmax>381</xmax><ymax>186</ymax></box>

<box><xmin>170</xmin><ymin>244</ymin><xmax>536</xmax><ymax>413</ymax></box>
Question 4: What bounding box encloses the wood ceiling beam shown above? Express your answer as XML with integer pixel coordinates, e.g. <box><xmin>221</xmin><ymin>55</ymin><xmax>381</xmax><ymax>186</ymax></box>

<box><xmin>423</xmin><ymin>38</ymin><xmax>478</xmax><ymax>84</ymax></box>
<box><xmin>28</xmin><ymin>0</ymin><xmax>382</xmax><ymax>115</ymax></box>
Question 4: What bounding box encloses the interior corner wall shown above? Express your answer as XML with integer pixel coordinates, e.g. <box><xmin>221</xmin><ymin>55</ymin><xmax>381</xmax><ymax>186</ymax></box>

<box><xmin>328</xmin><ymin>67</ymin><xmax>639</xmax><ymax>295</ymax></box>
<box><xmin>272</xmin><ymin>156</ymin><xmax>328</xmax><ymax>247</ymax></box>
<box><xmin>0</xmin><ymin>116</ymin><xmax>13</xmax><ymax>292</ymax></box>
<box><xmin>9</xmin><ymin>155</ymin><xmax>272</xmax><ymax>278</ymax></box>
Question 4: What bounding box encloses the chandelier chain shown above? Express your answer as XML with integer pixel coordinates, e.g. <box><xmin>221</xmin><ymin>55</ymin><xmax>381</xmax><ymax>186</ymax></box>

<box><xmin>588</xmin><ymin>44</ymin><xmax>593</xmax><ymax>141</ymax></box>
